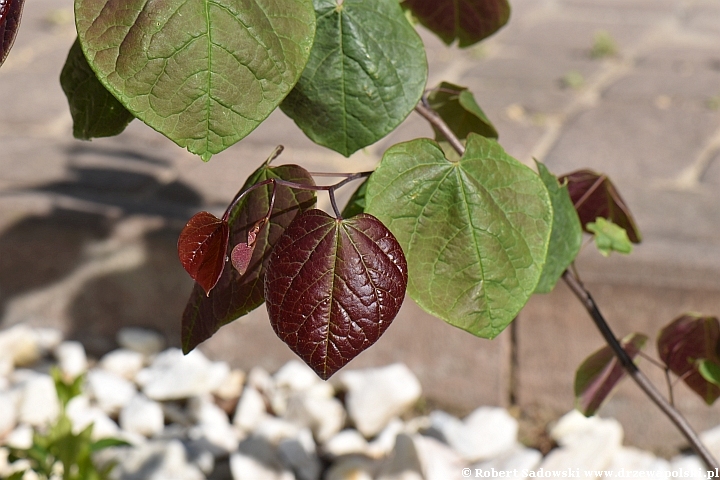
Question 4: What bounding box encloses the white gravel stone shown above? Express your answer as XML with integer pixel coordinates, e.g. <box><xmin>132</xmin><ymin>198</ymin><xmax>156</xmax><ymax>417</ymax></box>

<box><xmin>231</xmin><ymin>436</ymin><xmax>295</xmax><ymax>480</ymax></box>
<box><xmin>284</xmin><ymin>388</ymin><xmax>346</xmax><ymax>443</ymax></box>
<box><xmin>66</xmin><ymin>395</ymin><xmax>121</xmax><ymax>440</ymax></box>
<box><xmin>368</xmin><ymin>418</ymin><xmax>405</xmax><ymax>458</ymax></box>
<box><xmin>99</xmin><ymin>348</ymin><xmax>145</xmax><ymax>380</ymax></box>
<box><xmin>323</xmin><ymin>429</ymin><xmax>370</xmax><ymax>457</ymax></box>
<box><xmin>117</xmin><ymin>327</ymin><xmax>166</xmax><ymax>356</ymax></box>
<box><xmin>213</xmin><ymin>369</ymin><xmax>246</xmax><ymax>400</ymax></box>
<box><xmin>5</xmin><ymin>424</ymin><xmax>33</xmax><ymax>449</ymax></box>
<box><xmin>412</xmin><ymin>434</ymin><xmax>467</xmax><ymax>480</ymax></box>
<box><xmin>325</xmin><ymin>455</ymin><xmax>379</xmax><ymax>480</ymax></box>
<box><xmin>87</xmin><ymin>369</ymin><xmax>137</xmax><ymax>414</ymax></box>
<box><xmin>279</xmin><ymin>428</ymin><xmax>322</xmax><ymax>480</ymax></box>
<box><xmin>0</xmin><ymin>389</ymin><xmax>18</xmax><ymax>436</ymax></box>
<box><xmin>137</xmin><ymin>348</ymin><xmax>230</xmax><ymax>401</ymax></box>
<box><xmin>119</xmin><ymin>393</ymin><xmax>165</xmax><ymax>437</ymax></box>
<box><xmin>114</xmin><ymin>439</ymin><xmax>205</xmax><ymax>480</ymax></box>
<box><xmin>187</xmin><ymin>396</ymin><xmax>239</xmax><ymax>454</ymax></box>
<box><xmin>275</xmin><ymin>360</ymin><xmax>320</xmax><ymax>392</ymax></box>
<box><xmin>247</xmin><ymin>366</ymin><xmax>275</xmax><ymax>393</ymax></box>
<box><xmin>254</xmin><ymin>416</ymin><xmax>303</xmax><ymax>445</ymax></box>
<box><xmin>55</xmin><ymin>341</ymin><xmax>88</xmax><ymax>378</ymax></box>
<box><xmin>430</xmin><ymin>407</ymin><xmax>518</xmax><ymax>462</ymax></box>
<box><xmin>541</xmin><ymin>410</ymin><xmax>623</xmax><ymax>472</ymax></box>
<box><xmin>0</xmin><ymin>325</ymin><xmax>41</xmax><ymax>367</ymax></box>
<box><xmin>18</xmin><ymin>373</ymin><xmax>59</xmax><ymax>426</ymax></box>
<box><xmin>670</xmin><ymin>455</ymin><xmax>705</xmax><ymax>479</ymax></box>
<box><xmin>376</xmin><ymin>433</ymin><xmax>423</xmax><ymax>480</ymax></box>
<box><xmin>233</xmin><ymin>385</ymin><xmax>269</xmax><ymax>432</ymax></box>
<box><xmin>472</xmin><ymin>444</ymin><xmax>542</xmax><ymax>479</ymax></box>
<box><xmin>606</xmin><ymin>447</ymin><xmax>670</xmax><ymax>478</ymax></box>
<box><xmin>340</xmin><ymin>363</ymin><xmax>422</xmax><ymax>438</ymax></box>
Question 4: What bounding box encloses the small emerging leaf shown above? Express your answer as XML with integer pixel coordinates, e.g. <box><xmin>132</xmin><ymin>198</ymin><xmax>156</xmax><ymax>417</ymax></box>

<box><xmin>178</xmin><ymin>211</ymin><xmax>229</xmax><ymax>296</ymax></box>
<box><xmin>587</xmin><ymin>217</ymin><xmax>633</xmax><ymax>257</ymax></box>
<box><xmin>341</xmin><ymin>178</ymin><xmax>369</xmax><ymax>219</ymax></box>
<box><xmin>534</xmin><ymin>161</ymin><xmax>582</xmax><ymax>293</ymax></box>
<box><xmin>366</xmin><ymin>134</ymin><xmax>552</xmax><ymax>339</ymax></box>
<box><xmin>574</xmin><ymin>333</ymin><xmax>647</xmax><ymax>416</ymax></box>
<box><xmin>231</xmin><ymin>220</ymin><xmax>265</xmax><ymax>276</ymax></box>
<box><xmin>60</xmin><ymin>38</ymin><xmax>135</xmax><ymax>140</ymax></box>
<box><xmin>265</xmin><ymin>210</ymin><xmax>408</xmax><ymax>380</ymax></box>
<box><xmin>281</xmin><ymin>0</ymin><xmax>427</xmax><ymax>156</ymax></box>
<box><xmin>402</xmin><ymin>0</ymin><xmax>510</xmax><ymax>48</ymax></box>
<box><xmin>560</xmin><ymin>169</ymin><xmax>642</xmax><ymax>243</ymax></box>
<box><xmin>697</xmin><ymin>359</ymin><xmax>720</xmax><ymax>387</ymax></box>
<box><xmin>0</xmin><ymin>0</ymin><xmax>24</xmax><ymax>67</ymax></box>
<box><xmin>427</xmin><ymin>82</ymin><xmax>498</xmax><ymax>141</ymax></box>
<box><xmin>182</xmin><ymin>163</ymin><xmax>316</xmax><ymax>353</ymax></box>
<box><xmin>657</xmin><ymin>314</ymin><xmax>720</xmax><ymax>405</ymax></box>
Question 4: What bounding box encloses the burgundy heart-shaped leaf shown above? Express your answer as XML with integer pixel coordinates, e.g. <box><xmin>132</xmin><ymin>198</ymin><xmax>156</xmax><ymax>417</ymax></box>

<box><xmin>177</xmin><ymin>211</ymin><xmax>229</xmax><ymax>296</ymax></box>
<box><xmin>181</xmin><ymin>163</ymin><xmax>316</xmax><ymax>354</ymax></box>
<box><xmin>0</xmin><ymin>0</ymin><xmax>24</xmax><ymax>67</ymax></box>
<box><xmin>402</xmin><ymin>0</ymin><xmax>510</xmax><ymax>48</ymax></box>
<box><xmin>574</xmin><ymin>333</ymin><xmax>647</xmax><ymax>416</ymax></box>
<box><xmin>231</xmin><ymin>219</ymin><xmax>265</xmax><ymax>276</ymax></box>
<box><xmin>559</xmin><ymin>169</ymin><xmax>642</xmax><ymax>243</ymax></box>
<box><xmin>265</xmin><ymin>210</ymin><xmax>408</xmax><ymax>380</ymax></box>
<box><xmin>657</xmin><ymin>314</ymin><xmax>720</xmax><ymax>405</ymax></box>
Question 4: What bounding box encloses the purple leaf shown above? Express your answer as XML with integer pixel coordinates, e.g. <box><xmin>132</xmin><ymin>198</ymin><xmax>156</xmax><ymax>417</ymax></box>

<box><xmin>559</xmin><ymin>169</ymin><xmax>642</xmax><ymax>243</ymax></box>
<box><xmin>657</xmin><ymin>314</ymin><xmax>720</xmax><ymax>405</ymax></box>
<box><xmin>402</xmin><ymin>0</ymin><xmax>510</xmax><ymax>48</ymax></box>
<box><xmin>265</xmin><ymin>210</ymin><xmax>408</xmax><ymax>380</ymax></box>
<box><xmin>177</xmin><ymin>211</ymin><xmax>229</xmax><ymax>296</ymax></box>
<box><xmin>0</xmin><ymin>0</ymin><xmax>24</xmax><ymax>67</ymax></box>
<box><xmin>231</xmin><ymin>219</ymin><xmax>264</xmax><ymax>276</ymax></box>
<box><xmin>575</xmin><ymin>333</ymin><xmax>647</xmax><ymax>416</ymax></box>
<box><xmin>181</xmin><ymin>164</ymin><xmax>316</xmax><ymax>354</ymax></box>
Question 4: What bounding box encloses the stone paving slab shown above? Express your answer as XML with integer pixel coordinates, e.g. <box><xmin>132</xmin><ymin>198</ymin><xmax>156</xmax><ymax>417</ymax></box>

<box><xmin>3</xmin><ymin>0</ymin><xmax>720</xmax><ymax>452</ymax></box>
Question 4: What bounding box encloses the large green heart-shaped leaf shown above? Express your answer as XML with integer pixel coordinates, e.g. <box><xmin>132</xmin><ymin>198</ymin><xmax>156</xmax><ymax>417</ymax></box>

<box><xmin>75</xmin><ymin>0</ymin><xmax>316</xmax><ymax>161</ymax></box>
<box><xmin>281</xmin><ymin>0</ymin><xmax>427</xmax><ymax>157</ymax></box>
<box><xmin>366</xmin><ymin>134</ymin><xmax>552</xmax><ymax>338</ymax></box>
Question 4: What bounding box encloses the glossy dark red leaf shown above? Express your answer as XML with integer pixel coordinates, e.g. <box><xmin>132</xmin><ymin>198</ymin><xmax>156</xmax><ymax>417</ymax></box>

<box><xmin>265</xmin><ymin>210</ymin><xmax>408</xmax><ymax>380</ymax></box>
<box><xmin>0</xmin><ymin>0</ymin><xmax>24</xmax><ymax>67</ymax></box>
<box><xmin>177</xmin><ymin>212</ymin><xmax>229</xmax><ymax>296</ymax></box>
<box><xmin>657</xmin><ymin>314</ymin><xmax>720</xmax><ymax>405</ymax></box>
<box><xmin>574</xmin><ymin>333</ymin><xmax>647</xmax><ymax>416</ymax></box>
<box><xmin>402</xmin><ymin>0</ymin><xmax>510</xmax><ymax>48</ymax></box>
<box><xmin>182</xmin><ymin>164</ymin><xmax>316</xmax><ymax>354</ymax></box>
<box><xmin>559</xmin><ymin>169</ymin><xmax>642</xmax><ymax>243</ymax></box>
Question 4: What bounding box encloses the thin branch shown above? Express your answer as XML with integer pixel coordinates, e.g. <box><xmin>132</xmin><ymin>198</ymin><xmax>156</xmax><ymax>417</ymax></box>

<box><xmin>415</xmin><ymin>101</ymin><xmax>465</xmax><ymax>157</ymax></box>
<box><xmin>562</xmin><ymin>270</ymin><xmax>719</xmax><ymax>470</ymax></box>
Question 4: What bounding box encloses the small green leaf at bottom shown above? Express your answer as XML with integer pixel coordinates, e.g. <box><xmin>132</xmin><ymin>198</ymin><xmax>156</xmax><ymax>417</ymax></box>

<box><xmin>698</xmin><ymin>359</ymin><xmax>720</xmax><ymax>387</ymax></box>
<box><xmin>587</xmin><ymin>217</ymin><xmax>632</xmax><ymax>257</ymax></box>
<box><xmin>575</xmin><ymin>333</ymin><xmax>647</xmax><ymax>416</ymax></box>
<box><xmin>60</xmin><ymin>38</ymin><xmax>134</xmax><ymax>140</ymax></box>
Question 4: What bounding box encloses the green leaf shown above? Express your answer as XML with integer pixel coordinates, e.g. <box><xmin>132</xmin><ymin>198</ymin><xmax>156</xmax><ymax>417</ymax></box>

<box><xmin>427</xmin><ymin>82</ymin><xmax>498</xmax><ymax>141</ymax></box>
<box><xmin>366</xmin><ymin>134</ymin><xmax>552</xmax><ymax>338</ymax></box>
<box><xmin>698</xmin><ymin>359</ymin><xmax>720</xmax><ymax>387</ymax></box>
<box><xmin>60</xmin><ymin>38</ymin><xmax>135</xmax><ymax>140</ymax></box>
<box><xmin>534</xmin><ymin>161</ymin><xmax>582</xmax><ymax>293</ymax></box>
<box><xmin>587</xmin><ymin>217</ymin><xmax>633</xmax><ymax>257</ymax></box>
<box><xmin>574</xmin><ymin>333</ymin><xmax>647</xmax><ymax>417</ymax></box>
<box><xmin>75</xmin><ymin>0</ymin><xmax>316</xmax><ymax>161</ymax></box>
<box><xmin>401</xmin><ymin>0</ymin><xmax>510</xmax><ymax>48</ymax></box>
<box><xmin>341</xmin><ymin>177</ymin><xmax>369</xmax><ymax>218</ymax></box>
<box><xmin>281</xmin><ymin>0</ymin><xmax>428</xmax><ymax>156</ymax></box>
